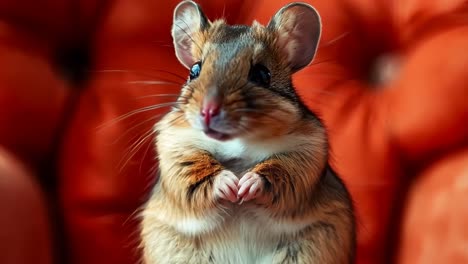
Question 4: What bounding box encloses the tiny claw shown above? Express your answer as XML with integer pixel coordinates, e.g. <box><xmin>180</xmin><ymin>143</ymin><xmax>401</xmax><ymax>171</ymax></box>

<box><xmin>237</xmin><ymin>172</ymin><xmax>264</xmax><ymax>204</ymax></box>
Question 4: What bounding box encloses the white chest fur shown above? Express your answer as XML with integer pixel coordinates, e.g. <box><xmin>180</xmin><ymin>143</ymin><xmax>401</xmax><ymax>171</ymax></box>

<box><xmin>151</xmin><ymin>127</ymin><xmax>320</xmax><ymax>263</ymax></box>
<box><xmin>159</xmin><ymin>127</ymin><xmax>306</xmax><ymax>172</ymax></box>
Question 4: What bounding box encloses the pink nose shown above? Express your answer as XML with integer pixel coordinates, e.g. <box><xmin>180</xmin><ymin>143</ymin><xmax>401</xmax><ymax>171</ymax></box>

<box><xmin>201</xmin><ymin>101</ymin><xmax>221</xmax><ymax>126</ymax></box>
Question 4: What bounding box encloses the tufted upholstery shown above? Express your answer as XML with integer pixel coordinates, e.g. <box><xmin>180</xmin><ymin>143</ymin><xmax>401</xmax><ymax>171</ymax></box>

<box><xmin>0</xmin><ymin>0</ymin><xmax>467</xmax><ymax>263</ymax></box>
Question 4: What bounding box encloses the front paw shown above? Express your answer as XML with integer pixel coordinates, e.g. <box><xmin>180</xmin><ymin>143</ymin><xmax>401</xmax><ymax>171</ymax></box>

<box><xmin>238</xmin><ymin>172</ymin><xmax>265</xmax><ymax>204</ymax></box>
<box><xmin>213</xmin><ymin>170</ymin><xmax>239</xmax><ymax>203</ymax></box>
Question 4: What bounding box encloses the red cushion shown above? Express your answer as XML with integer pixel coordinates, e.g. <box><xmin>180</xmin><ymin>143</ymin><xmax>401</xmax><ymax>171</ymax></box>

<box><xmin>244</xmin><ymin>1</ymin><xmax>468</xmax><ymax>263</ymax></box>
<box><xmin>397</xmin><ymin>148</ymin><xmax>468</xmax><ymax>264</ymax></box>
<box><xmin>60</xmin><ymin>0</ymin><xmax>468</xmax><ymax>263</ymax></box>
<box><xmin>0</xmin><ymin>0</ymin><xmax>464</xmax><ymax>263</ymax></box>
<box><xmin>0</xmin><ymin>20</ymin><xmax>68</xmax><ymax>167</ymax></box>
<box><xmin>0</xmin><ymin>147</ymin><xmax>53</xmax><ymax>264</ymax></box>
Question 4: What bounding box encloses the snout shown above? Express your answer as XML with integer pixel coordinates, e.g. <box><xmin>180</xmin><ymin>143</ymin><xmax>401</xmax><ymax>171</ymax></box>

<box><xmin>199</xmin><ymin>97</ymin><xmax>233</xmax><ymax>141</ymax></box>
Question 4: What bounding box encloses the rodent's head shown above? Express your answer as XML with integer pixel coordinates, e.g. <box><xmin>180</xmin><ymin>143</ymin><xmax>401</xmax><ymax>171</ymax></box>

<box><xmin>171</xmin><ymin>1</ymin><xmax>321</xmax><ymax>141</ymax></box>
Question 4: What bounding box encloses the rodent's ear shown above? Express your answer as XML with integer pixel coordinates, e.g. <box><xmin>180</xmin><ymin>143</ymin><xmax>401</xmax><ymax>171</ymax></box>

<box><xmin>172</xmin><ymin>1</ymin><xmax>209</xmax><ymax>69</ymax></box>
<box><xmin>267</xmin><ymin>3</ymin><xmax>321</xmax><ymax>72</ymax></box>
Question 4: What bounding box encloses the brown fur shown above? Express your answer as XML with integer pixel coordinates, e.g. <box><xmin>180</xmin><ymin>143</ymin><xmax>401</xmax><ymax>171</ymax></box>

<box><xmin>140</xmin><ymin>1</ymin><xmax>356</xmax><ymax>264</ymax></box>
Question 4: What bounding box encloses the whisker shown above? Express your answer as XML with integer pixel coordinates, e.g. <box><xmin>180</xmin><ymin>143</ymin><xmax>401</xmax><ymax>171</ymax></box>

<box><xmin>118</xmin><ymin>127</ymin><xmax>157</xmax><ymax>173</ymax></box>
<box><xmin>128</xmin><ymin>80</ymin><xmax>181</xmax><ymax>86</ymax></box>
<box><xmin>172</xmin><ymin>104</ymin><xmax>184</xmax><ymax>113</ymax></box>
<box><xmin>91</xmin><ymin>69</ymin><xmax>164</xmax><ymax>78</ymax></box>
<box><xmin>304</xmin><ymin>32</ymin><xmax>352</xmax><ymax>70</ymax></box>
<box><xmin>320</xmin><ymin>31</ymin><xmax>350</xmax><ymax>48</ymax></box>
<box><xmin>110</xmin><ymin>114</ymin><xmax>163</xmax><ymax>146</ymax></box>
<box><xmin>118</xmin><ymin>130</ymin><xmax>151</xmax><ymax>172</ymax></box>
<box><xmin>148</xmin><ymin>68</ymin><xmax>188</xmax><ymax>82</ymax></box>
<box><xmin>152</xmin><ymin>43</ymin><xmax>174</xmax><ymax>48</ymax></box>
<box><xmin>122</xmin><ymin>206</ymin><xmax>145</xmax><ymax>227</ymax></box>
<box><xmin>137</xmin><ymin>134</ymin><xmax>162</xmax><ymax>179</ymax></box>
<box><xmin>167</xmin><ymin>112</ymin><xmax>186</xmax><ymax>127</ymax></box>
<box><xmin>149</xmin><ymin>40</ymin><xmax>176</xmax><ymax>49</ymax></box>
<box><xmin>142</xmin><ymin>165</ymin><xmax>160</xmax><ymax>195</ymax></box>
<box><xmin>222</xmin><ymin>3</ymin><xmax>226</xmax><ymax>19</ymax></box>
<box><xmin>184</xmin><ymin>84</ymin><xmax>195</xmax><ymax>93</ymax></box>
<box><xmin>134</xmin><ymin>94</ymin><xmax>181</xmax><ymax>99</ymax></box>
<box><xmin>96</xmin><ymin>102</ymin><xmax>177</xmax><ymax>131</ymax></box>
<box><xmin>90</xmin><ymin>69</ymin><xmax>185</xmax><ymax>85</ymax></box>
<box><xmin>139</xmin><ymin>135</ymin><xmax>154</xmax><ymax>175</ymax></box>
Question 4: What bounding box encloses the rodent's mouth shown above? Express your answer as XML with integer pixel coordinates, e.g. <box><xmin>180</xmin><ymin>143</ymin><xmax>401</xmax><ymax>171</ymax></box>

<box><xmin>204</xmin><ymin>128</ymin><xmax>232</xmax><ymax>141</ymax></box>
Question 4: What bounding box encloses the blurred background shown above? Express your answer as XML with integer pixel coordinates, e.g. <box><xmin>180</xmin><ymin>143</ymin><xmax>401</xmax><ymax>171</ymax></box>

<box><xmin>0</xmin><ymin>0</ymin><xmax>467</xmax><ymax>263</ymax></box>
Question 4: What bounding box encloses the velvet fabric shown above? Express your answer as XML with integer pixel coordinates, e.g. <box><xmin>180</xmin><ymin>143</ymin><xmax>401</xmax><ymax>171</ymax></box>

<box><xmin>0</xmin><ymin>0</ymin><xmax>467</xmax><ymax>263</ymax></box>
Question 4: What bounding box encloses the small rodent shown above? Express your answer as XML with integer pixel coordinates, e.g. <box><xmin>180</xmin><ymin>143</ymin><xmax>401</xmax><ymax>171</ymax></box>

<box><xmin>140</xmin><ymin>1</ymin><xmax>356</xmax><ymax>263</ymax></box>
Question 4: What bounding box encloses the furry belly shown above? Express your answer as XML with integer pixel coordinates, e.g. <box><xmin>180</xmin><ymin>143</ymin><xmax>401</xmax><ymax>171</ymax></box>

<box><xmin>185</xmin><ymin>215</ymin><xmax>278</xmax><ymax>264</ymax></box>
<box><xmin>143</xmin><ymin>206</ymin><xmax>283</xmax><ymax>264</ymax></box>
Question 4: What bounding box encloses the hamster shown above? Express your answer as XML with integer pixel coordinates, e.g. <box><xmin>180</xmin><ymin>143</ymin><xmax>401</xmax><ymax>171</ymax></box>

<box><xmin>140</xmin><ymin>1</ymin><xmax>356</xmax><ymax>263</ymax></box>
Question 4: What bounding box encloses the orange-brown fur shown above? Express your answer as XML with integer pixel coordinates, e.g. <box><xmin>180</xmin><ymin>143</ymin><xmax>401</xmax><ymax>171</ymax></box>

<box><xmin>179</xmin><ymin>20</ymin><xmax>301</xmax><ymax>140</ymax></box>
<box><xmin>141</xmin><ymin>1</ymin><xmax>356</xmax><ymax>264</ymax></box>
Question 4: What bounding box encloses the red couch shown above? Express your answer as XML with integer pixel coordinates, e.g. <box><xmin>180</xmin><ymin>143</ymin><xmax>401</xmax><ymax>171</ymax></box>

<box><xmin>1</xmin><ymin>0</ymin><xmax>467</xmax><ymax>263</ymax></box>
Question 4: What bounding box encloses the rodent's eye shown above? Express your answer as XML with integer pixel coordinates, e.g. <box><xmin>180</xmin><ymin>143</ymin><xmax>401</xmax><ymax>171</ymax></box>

<box><xmin>189</xmin><ymin>61</ymin><xmax>202</xmax><ymax>81</ymax></box>
<box><xmin>248</xmin><ymin>64</ymin><xmax>271</xmax><ymax>87</ymax></box>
